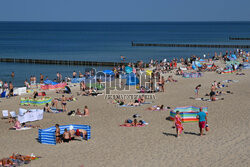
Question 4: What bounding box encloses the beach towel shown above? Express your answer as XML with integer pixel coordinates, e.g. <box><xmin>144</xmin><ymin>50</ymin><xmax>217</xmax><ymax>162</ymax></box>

<box><xmin>141</xmin><ymin>102</ymin><xmax>152</xmax><ymax>104</ymax></box>
<box><xmin>16</xmin><ymin>127</ymin><xmax>32</xmax><ymax>131</ymax></box>
<box><xmin>152</xmin><ymin>108</ymin><xmax>168</xmax><ymax>111</ymax></box>
<box><xmin>117</xmin><ymin>104</ymin><xmax>137</xmax><ymax>107</ymax></box>
<box><xmin>51</xmin><ymin>108</ymin><xmax>63</xmax><ymax>113</ymax></box>
<box><xmin>120</xmin><ymin>124</ymin><xmax>146</xmax><ymax>127</ymax></box>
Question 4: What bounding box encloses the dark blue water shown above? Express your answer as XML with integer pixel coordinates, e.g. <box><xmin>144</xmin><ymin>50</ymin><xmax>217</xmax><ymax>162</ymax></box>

<box><xmin>0</xmin><ymin>21</ymin><xmax>250</xmax><ymax>86</ymax></box>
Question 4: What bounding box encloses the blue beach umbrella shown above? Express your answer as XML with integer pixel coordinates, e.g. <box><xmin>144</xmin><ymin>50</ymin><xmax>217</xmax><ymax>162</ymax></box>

<box><xmin>103</xmin><ymin>70</ymin><xmax>114</xmax><ymax>75</ymax></box>
<box><xmin>125</xmin><ymin>66</ymin><xmax>133</xmax><ymax>74</ymax></box>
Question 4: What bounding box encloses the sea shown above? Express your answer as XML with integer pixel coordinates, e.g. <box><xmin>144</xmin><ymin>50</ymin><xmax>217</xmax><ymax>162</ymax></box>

<box><xmin>0</xmin><ymin>21</ymin><xmax>250</xmax><ymax>87</ymax></box>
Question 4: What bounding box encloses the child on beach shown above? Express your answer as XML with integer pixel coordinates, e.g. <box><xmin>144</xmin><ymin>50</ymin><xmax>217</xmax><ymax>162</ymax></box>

<box><xmin>195</xmin><ymin>84</ymin><xmax>201</xmax><ymax>97</ymax></box>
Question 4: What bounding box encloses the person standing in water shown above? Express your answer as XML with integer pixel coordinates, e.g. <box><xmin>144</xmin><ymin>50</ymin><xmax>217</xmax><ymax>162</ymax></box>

<box><xmin>40</xmin><ymin>73</ymin><xmax>44</xmax><ymax>84</ymax></box>
<box><xmin>11</xmin><ymin>72</ymin><xmax>15</xmax><ymax>84</ymax></box>
<box><xmin>73</xmin><ymin>71</ymin><xmax>77</xmax><ymax>78</ymax></box>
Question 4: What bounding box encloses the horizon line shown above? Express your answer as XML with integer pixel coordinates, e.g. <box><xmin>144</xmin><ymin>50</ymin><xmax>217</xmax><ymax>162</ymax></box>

<box><xmin>0</xmin><ymin>20</ymin><xmax>250</xmax><ymax>23</ymax></box>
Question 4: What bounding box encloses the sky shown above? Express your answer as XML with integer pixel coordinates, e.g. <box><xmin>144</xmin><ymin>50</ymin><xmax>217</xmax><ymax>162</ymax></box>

<box><xmin>0</xmin><ymin>0</ymin><xmax>249</xmax><ymax>21</ymax></box>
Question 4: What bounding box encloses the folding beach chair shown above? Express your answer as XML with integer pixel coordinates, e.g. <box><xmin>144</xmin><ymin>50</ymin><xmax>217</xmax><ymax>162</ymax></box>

<box><xmin>2</xmin><ymin>110</ymin><xmax>9</xmax><ymax>119</ymax></box>
<box><xmin>10</xmin><ymin>111</ymin><xmax>17</xmax><ymax>118</ymax></box>
<box><xmin>19</xmin><ymin>108</ymin><xmax>27</xmax><ymax>116</ymax></box>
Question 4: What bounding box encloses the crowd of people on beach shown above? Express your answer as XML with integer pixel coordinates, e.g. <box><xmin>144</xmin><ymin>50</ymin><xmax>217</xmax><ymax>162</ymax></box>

<box><xmin>55</xmin><ymin>124</ymin><xmax>87</xmax><ymax>143</ymax></box>
<box><xmin>0</xmin><ymin>49</ymin><xmax>249</xmax><ymax>149</ymax></box>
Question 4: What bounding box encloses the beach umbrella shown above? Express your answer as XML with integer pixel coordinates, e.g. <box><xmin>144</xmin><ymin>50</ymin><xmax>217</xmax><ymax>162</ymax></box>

<box><xmin>146</xmin><ymin>70</ymin><xmax>152</xmax><ymax>76</ymax></box>
<box><xmin>103</xmin><ymin>70</ymin><xmax>114</xmax><ymax>75</ymax></box>
<box><xmin>125</xmin><ymin>66</ymin><xmax>133</xmax><ymax>74</ymax></box>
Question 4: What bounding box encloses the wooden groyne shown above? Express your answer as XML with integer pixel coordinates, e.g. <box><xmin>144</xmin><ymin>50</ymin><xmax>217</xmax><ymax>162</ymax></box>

<box><xmin>229</xmin><ymin>37</ymin><xmax>250</xmax><ymax>40</ymax></box>
<box><xmin>0</xmin><ymin>58</ymin><xmax>130</xmax><ymax>67</ymax></box>
<box><xmin>131</xmin><ymin>42</ymin><xmax>250</xmax><ymax>48</ymax></box>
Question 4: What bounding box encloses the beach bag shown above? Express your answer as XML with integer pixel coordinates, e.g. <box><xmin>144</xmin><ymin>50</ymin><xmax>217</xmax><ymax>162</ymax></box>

<box><xmin>127</xmin><ymin>119</ymin><xmax>132</xmax><ymax>123</ymax></box>
<box><xmin>205</xmin><ymin>124</ymin><xmax>209</xmax><ymax>131</ymax></box>
<box><xmin>68</xmin><ymin>110</ymin><xmax>75</xmax><ymax>116</ymax></box>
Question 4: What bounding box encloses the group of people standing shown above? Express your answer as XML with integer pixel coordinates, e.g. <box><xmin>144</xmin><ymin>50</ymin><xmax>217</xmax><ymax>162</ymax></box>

<box><xmin>174</xmin><ymin>108</ymin><xmax>208</xmax><ymax>138</ymax></box>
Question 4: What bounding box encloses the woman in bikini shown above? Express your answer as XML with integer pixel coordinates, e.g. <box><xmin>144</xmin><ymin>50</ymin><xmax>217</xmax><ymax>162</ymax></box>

<box><xmin>61</xmin><ymin>95</ymin><xmax>67</xmax><ymax>112</ymax></box>
<box><xmin>55</xmin><ymin>124</ymin><xmax>61</xmax><ymax>143</ymax></box>
<box><xmin>174</xmin><ymin>111</ymin><xmax>183</xmax><ymax>138</ymax></box>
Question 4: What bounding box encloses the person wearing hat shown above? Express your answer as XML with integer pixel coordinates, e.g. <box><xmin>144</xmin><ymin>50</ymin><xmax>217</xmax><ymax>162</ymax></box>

<box><xmin>196</xmin><ymin>108</ymin><xmax>207</xmax><ymax>136</ymax></box>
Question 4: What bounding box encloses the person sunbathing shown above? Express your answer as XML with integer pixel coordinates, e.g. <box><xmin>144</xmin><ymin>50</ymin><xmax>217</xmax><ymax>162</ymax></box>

<box><xmin>118</xmin><ymin>100</ymin><xmax>125</xmax><ymax>106</ymax></box>
<box><xmin>123</xmin><ymin>119</ymin><xmax>145</xmax><ymax>127</ymax></box>
<box><xmin>217</xmin><ymin>82</ymin><xmax>228</xmax><ymax>88</ymax></box>
<box><xmin>138</xmin><ymin>96</ymin><xmax>145</xmax><ymax>103</ymax></box>
<box><xmin>12</xmin><ymin>118</ymin><xmax>21</xmax><ymax>129</ymax></box>
<box><xmin>167</xmin><ymin>75</ymin><xmax>177</xmax><ymax>82</ymax></box>
<box><xmin>75</xmin><ymin>129</ymin><xmax>87</xmax><ymax>140</ymax></box>
<box><xmin>66</xmin><ymin>96</ymin><xmax>76</xmax><ymax>101</ymax></box>
<box><xmin>21</xmin><ymin>123</ymin><xmax>40</xmax><ymax>128</ymax></box>
<box><xmin>44</xmin><ymin>103</ymin><xmax>52</xmax><ymax>113</ymax></box>
<box><xmin>127</xmin><ymin>100</ymin><xmax>140</xmax><ymax>106</ymax></box>
<box><xmin>131</xmin><ymin>119</ymin><xmax>139</xmax><ymax>126</ymax></box>
<box><xmin>0</xmin><ymin>158</ymin><xmax>14</xmax><ymax>166</ymax></box>
<box><xmin>147</xmin><ymin>105</ymin><xmax>164</xmax><ymax>110</ymax></box>
<box><xmin>80</xmin><ymin>87</ymin><xmax>91</xmax><ymax>96</ymax></box>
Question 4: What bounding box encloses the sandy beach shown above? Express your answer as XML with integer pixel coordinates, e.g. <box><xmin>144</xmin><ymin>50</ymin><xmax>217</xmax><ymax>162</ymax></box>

<box><xmin>0</xmin><ymin>61</ymin><xmax>250</xmax><ymax>167</ymax></box>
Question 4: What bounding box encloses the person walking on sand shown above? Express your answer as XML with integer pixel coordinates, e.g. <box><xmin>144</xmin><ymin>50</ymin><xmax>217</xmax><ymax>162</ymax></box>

<box><xmin>195</xmin><ymin>84</ymin><xmax>201</xmax><ymax>97</ymax></box>
<box><xmin>196</xmin><ymin>108</ymin><xmax>207</xmax><ymax>136</ymax></box>
<box><xmin>174</xmin><ymin>111</ymin><xmax>183</xmax><ymax>138</ymax></box>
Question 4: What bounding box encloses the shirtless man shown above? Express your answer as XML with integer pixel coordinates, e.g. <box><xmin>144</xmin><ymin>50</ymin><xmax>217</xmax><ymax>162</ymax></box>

<box><xmin>63</xmin><ymin>128</ymin><xmax>70</xmax><ymax>143</ymax></box>
<box><xmin>73</xmin><ymin>71</ymin><xmax>77</xmax><ymax>78</ymax></box>
<box><xmin>69</xmin><ymin>126</ymin><xmax>75</xmax><ymax>140</ymax></box>
<box><xmin>55</xmin><ymin>124</ymin><xmax>61</xmax><ymax>143</ymax></box>
<box><xmin>84</xmin><ymin>106</ymin><xmax>89</xmax><ymax>116</ymax></box>
<box><xmin>11</xmin><ymin>71</ymin><xmax>15</xmax><ymax>79</ymax></box>
<box><xmin>61</xmin><ymin>95</ymin><xmax>67</xmax><ymax>112</ymax></box>
<box><xmin>40</xmin><ymin>73</ymin><xmax>44</xmax><ymax>84</ymax></box>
